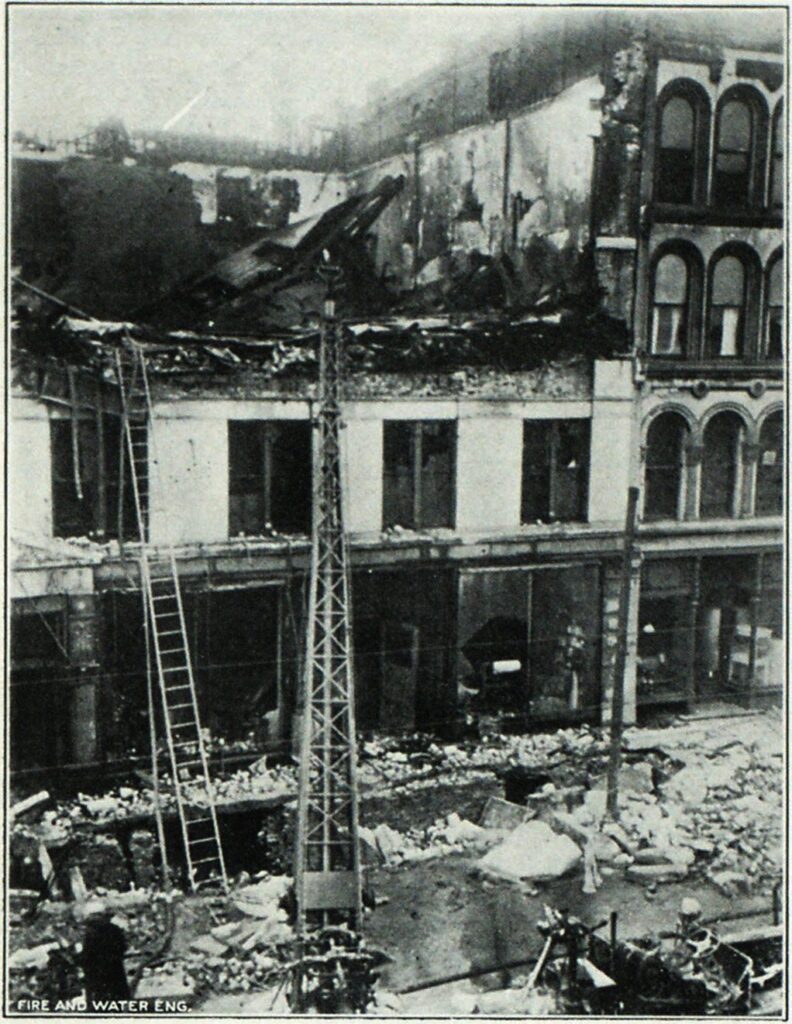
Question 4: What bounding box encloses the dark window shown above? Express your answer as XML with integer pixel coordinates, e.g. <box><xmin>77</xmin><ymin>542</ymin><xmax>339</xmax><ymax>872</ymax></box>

<box><xmin>713</xmin><ymin>99</ymin><xmax>753</xmax><ymax>206</ymax></box>
<box><xmin>50</xmin><ymin>416</ymin><xmax>137</xmax><ymax>540</ymax></box>
<box><xmin>521</xmin><ymin>420</ymin><xmax>589</xmax><ymax>524</ymax></box>
<box><xmin>382</xmin><ymin>420</ymin><xmax>455</xmax><ymax>529</ymax></box>
<box><xmin>651</xmin><ymin>253</ymin><xmax>688</xmax><ymax>354</ymax></box>
<box><xmin>228</xmin><ymin>420</ymin><xmax>312</xmax><ymax>536</ymax></box>
<box><xmin>770</xmin><ymin>103</ymin><xmax>783</xmax><ymax>209</ymax></box>
<box><xmin>756</xmin><ymin>412</ymin><xmax>783</xmax><ymax>516</ymax></box>
<box><xmin>644</xmin><ymin>413</ymin><xmax>687</xmax><ymax>521</ymax></box>
<box><xmin>657</xmin><ymin>96</ymin><xmax>695</xmax><ymax>203</ymax></box>
<box><xmin>10</xmin><ymin>604</ymin><xmax>70</xmax><ymax>772</ymax></box>
<box><xmin>765</xmin><ymin>255</ymin><xmax>783</xmax><ymax>359</ymax></box>
<box><xmin>708</xmin><ymin>254</ymin><xmax>746</xmax><ymax>357</ymax></box>
<box><xmin>701</xmin><ymin>412</ymin><xmax>744</xmax><ymax>519</ymax></box>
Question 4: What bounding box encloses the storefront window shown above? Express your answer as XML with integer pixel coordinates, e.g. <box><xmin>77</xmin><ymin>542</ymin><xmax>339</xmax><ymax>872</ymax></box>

<box><xmin>458</xmin><ymin>564</ymin><xmax>600</xmax><ymax>722</ymax></box>
<box><xmin>637</xmin><ymin>559</ymin><xmax>693</xmax><ymax>705</ymax></box>
<box><xmin>529</xmin><ymin>565</ymin><xmax>600</xmax><ymax>719</ymax></box>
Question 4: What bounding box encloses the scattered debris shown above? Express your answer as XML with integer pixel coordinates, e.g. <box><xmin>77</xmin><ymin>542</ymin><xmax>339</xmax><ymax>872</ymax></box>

<box><xmin>476</xmin><ymin>821</ymin><xmax>581</xmax><ymax>883</ymax></box>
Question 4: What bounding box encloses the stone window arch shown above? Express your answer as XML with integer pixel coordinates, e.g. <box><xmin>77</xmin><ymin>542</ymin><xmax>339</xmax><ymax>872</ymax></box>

<box><xmin>655</xmin><ymin>80</ymin><xmax>711</xmax><ymax>204</ymax></box>
<box><xmin>644</xmin><ymin>411</ymin><xmax>690</xmax><ymax>520</ymax></box>
<box><xmin>700</xmin><ymin>411</ymin><xmax>746</xmax><ymax>518</ymax></box>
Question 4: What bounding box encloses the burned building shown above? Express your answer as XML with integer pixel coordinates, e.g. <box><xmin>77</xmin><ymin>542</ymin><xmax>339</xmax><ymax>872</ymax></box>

<box><xmin>9</xmin><ymin>11</ymin><xmax>784</xmax><ymax>785</ymax></box>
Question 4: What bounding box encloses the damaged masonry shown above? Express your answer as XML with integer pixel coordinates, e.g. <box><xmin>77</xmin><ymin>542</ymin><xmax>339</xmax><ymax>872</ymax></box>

<box><xmin>9</xmin><ymin>5</ymin><xmax>784</xmax><ymax>1016</ymax></box>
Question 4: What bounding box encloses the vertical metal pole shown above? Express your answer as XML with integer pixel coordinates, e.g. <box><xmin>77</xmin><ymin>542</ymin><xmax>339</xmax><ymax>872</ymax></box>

<box><xmin>606</xmin><ymin>486</ymin><xmax>640</xmax><ymax>820</ymax></box>
<box><xmin>293</xmin><ymin>270</ymin><xmax>362</xmax><ymax>1011</ymax></box>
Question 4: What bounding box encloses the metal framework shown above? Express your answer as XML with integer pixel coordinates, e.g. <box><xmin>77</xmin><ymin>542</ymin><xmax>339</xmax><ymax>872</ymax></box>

<box><xmin>293</xmin><ymin>282</ymin><xmax>363</xmax><ymax>1001</ymax></box>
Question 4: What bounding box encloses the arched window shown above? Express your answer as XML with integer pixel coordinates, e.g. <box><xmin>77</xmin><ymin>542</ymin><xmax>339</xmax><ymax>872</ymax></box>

<box><xmin>756</xmin><ymin>412</ymin><xmax>783</xmax><ymax>516</ymax></box>
<box><xmin>765</xmin><ymin>254</ymin><xmax>783</xmax><ymax>359</ymax></box>
<box><xmin>714</xmin><ymin>98</ymin><xmax>754</xmax><ymax>206</ymax></box>
<box><xmin>655</xmin><ymin>82</ymin><xmax>710</xmax><ymax>205</ymax></box>
<box><xmin>701</xmin><ymin>412</ymin><xmax>744</xmax><ymax>519</ymax></box>
<box><xmin>644</xmin><ymin>412</ymin><xmax>688</xmax><ymax>520</ymax></box>
<box><xmin>708</xmin><ymin>254</ymin><xmax>747</xmax><ymax>357</ymax></box>
<box><xmin>770</xmin><ymin>102</ymin><xmax>783</xmax><ymax>209</ymax></box>
<box><xmin>651</xmin><ymin>254</ymin><xmax>687</xmax><ymax>354</ymax></box>
<box><xmin>658</xmin><ymin>97</ymin><xmax>694</xmax><ymax>202</ymax></box>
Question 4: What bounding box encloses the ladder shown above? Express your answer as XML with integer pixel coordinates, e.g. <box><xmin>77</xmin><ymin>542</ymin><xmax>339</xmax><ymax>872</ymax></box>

<box><xmin>115</xmin><ymin>342</ymin><xmax>228</xmax><ymax>893</ymax></box>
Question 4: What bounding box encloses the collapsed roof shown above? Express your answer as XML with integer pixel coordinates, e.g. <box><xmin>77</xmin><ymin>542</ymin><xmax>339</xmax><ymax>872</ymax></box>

<box><xmin>141</xmin><ymin>174</ymin><xmax>406</xmax><ymax>331</ymax></box>
<box><xmin>13</xmin><ymin>305</ymin><xmax>628</xmax><ymax>389</ymax></box>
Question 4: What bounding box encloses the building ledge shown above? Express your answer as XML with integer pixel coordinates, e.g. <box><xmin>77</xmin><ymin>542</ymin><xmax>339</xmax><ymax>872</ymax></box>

<box><xmin>643</xmin><ymin>359</ymin><xmax>783</xmax><ymax>382</ymax></box>
<box><xmin>651</xmin><ymin>204</ymin><xmax>782</xmax><ymax>230</ymax></box>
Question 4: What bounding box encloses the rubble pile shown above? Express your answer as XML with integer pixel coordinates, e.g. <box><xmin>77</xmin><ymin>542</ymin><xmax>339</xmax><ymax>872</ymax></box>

<box><xmin>360</xmin><ymin>813</ymin><xmax>501</xmax><ymax>867</ymax></box>
<box><xmin>184</xmin><ymin>877</ymin><xmax>293</xmax><ymax>997</ymax></box>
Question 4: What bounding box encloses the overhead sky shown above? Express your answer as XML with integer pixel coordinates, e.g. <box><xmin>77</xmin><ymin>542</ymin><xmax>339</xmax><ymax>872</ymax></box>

<box><xmin>11</xmin><ymin>4</ymin><xmax>785</xmax><ymax>145</ymax></box>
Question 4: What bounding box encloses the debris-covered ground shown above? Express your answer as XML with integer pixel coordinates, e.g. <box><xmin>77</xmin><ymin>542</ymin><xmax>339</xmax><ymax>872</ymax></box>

<box><xmin>8</xmin><ymin>708</ymin><xmax>783</xmax><ymax>1013</ymax></box>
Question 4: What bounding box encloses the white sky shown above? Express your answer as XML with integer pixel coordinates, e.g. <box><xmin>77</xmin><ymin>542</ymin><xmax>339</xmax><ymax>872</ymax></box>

<box><xmin>10</xmin><ymin>4</ymin><xmax>785</xmax><ymax>144</ymax></box>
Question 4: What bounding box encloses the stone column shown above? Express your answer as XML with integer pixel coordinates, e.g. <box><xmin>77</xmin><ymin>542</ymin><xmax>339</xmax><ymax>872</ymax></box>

<box><xmin>740</xmin><ymin>441</ymin><xmax>759</xmax><ymax>518</ymax></box>
<box><xmin>67</xmin><ymin>594</ymin><xmax>100</xmax><ymax>764</ymax></box>
<box><xmin>684</xmin><ymin>444</ymin><xmax>703</xmax><ymax>520</ymax></box>
<box><xmin>600</xmin><ymin>555</ymin><xmax>642</xmax><ymax>726</ymax></box>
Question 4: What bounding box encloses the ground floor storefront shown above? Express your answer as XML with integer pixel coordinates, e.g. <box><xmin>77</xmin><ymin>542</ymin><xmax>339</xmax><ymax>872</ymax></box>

<box><xmin>9</xmin><ymin>540</ymin><xmax>783</xmax><ymax>784</ymax></box>
<box><xmin>637</xmin><ymin>551</ymin><xmax>783</xmax><ymax>711</ymax></box>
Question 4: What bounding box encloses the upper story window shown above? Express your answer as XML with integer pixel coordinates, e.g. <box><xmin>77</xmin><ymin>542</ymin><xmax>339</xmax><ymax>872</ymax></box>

<box><xmin>643</xmin><ymin>412</ymin><xmax>688</xmax><ymax>521</ymax></box>
<box><xmin>50</xmin><ymin>415</ymin><xmax>138</xmax><ymax>540</ymax></box>
<box><xmin>712</xmin><ymin>88</ymin><xmax>767</xmax><ymax>209</ymax></box>
<box><xmin>700</xmin><ymin>411</ymin><xmax>744</xmax><ymax>519</ymax></box>
<box><xmin>708</xmin><ymin>253</ymin><xmax>747</xmax><ymax>357</ymax></box>
<box><xmin>228</xmin><ymin>420</ymin><xmax>312</xmax><ymax>537</ymax></box>
<box><xmin>383</xmin><ymin>420</ymin><xmax>455</xmax><ymax>530</ymax></box>
<box><xmin>521</xmin><ymin>419</ymin><xmax>589</xmax><ymax>524</ymax></box>
<box><xmin>655</xmin><ymin>82</ymin><xmax>710</xmax><ymax>205</ymax></box>
<box><xmin>770</xmin><ymin>102</ymin><xmax>783</xmax><ymax>210</ymax></box>
<box><xmin>651</xmin><ymin>253</ymin><xmax>688</xmax><ymax>355</ymax></box>
<box><xmin>756</xmin><ymin>412</ymin><xmax>783</xmax><ymax>516</ymax></box>
<box><xmin>765</xmin><ymin>253</ymin><xmax>783</xmax><ymax>359</ymax></box>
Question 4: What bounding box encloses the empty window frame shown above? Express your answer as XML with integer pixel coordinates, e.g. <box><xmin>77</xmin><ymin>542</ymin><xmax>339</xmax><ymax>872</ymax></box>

<box><xmin>651</xmin><ymin>253</ymin><xmax>688</xmax><ymax>355</ymax></box>
<box><xmin>644</xmin><ymin>412</ymin><xmax>688</xmax><ymax>521</ymax></box>
<box><xmin>700</xmin><ymin>412</ymin><xmax>744</xmax><ymax>519</ymax></box>
<box><xmin>228</xmin><ymin>420</ymin><xmax>312</xmax><ymax>536</ymax></box>
<box><xmin>521</xmin><ymin>420</ymin><xmax>589</xmax><ymax>524</ymax></box>
<box><xmin>382</xmin><ymin>420</ymin><xmax>456</xmax><ymax>530</ymax></box>
<box><xmin>756</xmin><ymin>412</ymin><xmax>783</xmax><ymax>516</ymax></box>
<box><xmin>769</xmin><ymin>102</ymin><xmax>783</xmax><ymax>209</ymax></box>
<box><xmin>765</xmin><ymin>253</ymin><xmax>783</xmax><ymax>359</ymax></box>
<box><xmin>50</xmin><ymin>415</ymin><xmax>137</xmax><ymax>540</ymax></box>
<box><xmin>708</xmin><ymin>254</ymin><xmax>747</xmax><ymax>357</ymax></box>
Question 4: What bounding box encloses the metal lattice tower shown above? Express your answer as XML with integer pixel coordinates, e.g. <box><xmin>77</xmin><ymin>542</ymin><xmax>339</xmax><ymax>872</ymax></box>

<box><xmin>293</xmin><ymin>279</ymin><xmax>363</xmax><ymax>1002</ymax></box>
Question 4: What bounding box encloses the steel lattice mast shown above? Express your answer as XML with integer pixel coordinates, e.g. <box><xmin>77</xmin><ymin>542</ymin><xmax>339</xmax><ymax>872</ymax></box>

<box><xmin>293</xmin><ymin>271</ymin><xmax>363</xmax><ymax>1005</ymax></box>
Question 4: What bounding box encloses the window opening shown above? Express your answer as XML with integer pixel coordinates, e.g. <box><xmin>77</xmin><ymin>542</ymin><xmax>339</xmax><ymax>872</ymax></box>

<box><xmin>714</xmin><ymin>100</ymin><xmax>753</xmax><ymax>206</ymax></box>
<box><xmin>710</xmin><ymin>255</ymin><xmax>746</xmax><ymax>357</ymax></box>
<box><xmin>652</xmin><ymin>253</ymin><xmax>688</xmax><ymax>354</ymax></box>
<box><xmin>521</xmin><ymin>420</ymin><xmax>589</xmax><ymax>524</ymax></box>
